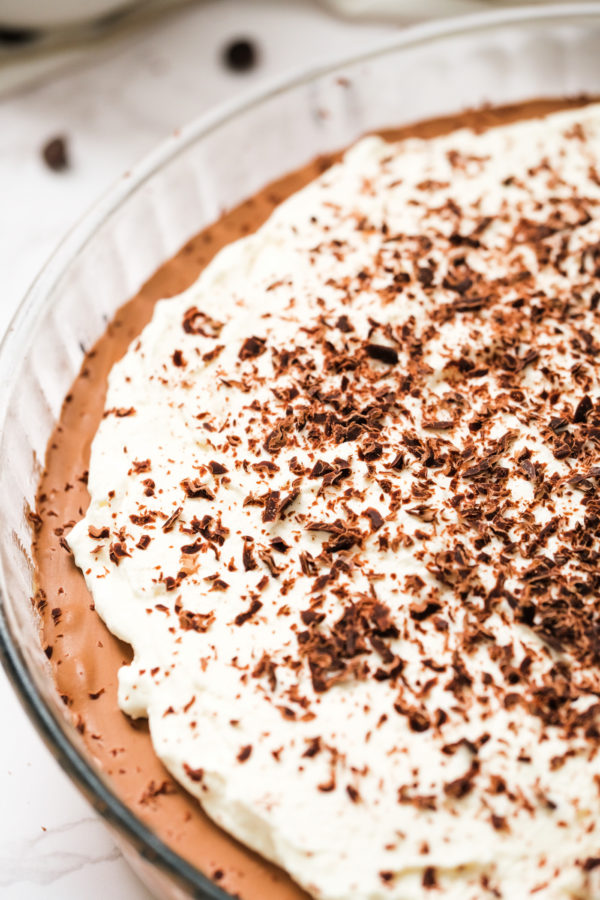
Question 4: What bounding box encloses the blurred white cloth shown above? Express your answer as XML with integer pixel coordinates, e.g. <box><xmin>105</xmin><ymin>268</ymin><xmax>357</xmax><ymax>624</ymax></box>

<box><xmin>0</xmin><ymin>0</ymin><xmax>567</xmax><ymax>99</ymax></box>
<box><xmin>0</xmin><ymin>0</ymin><xmax>142</xmax><ymax>28</ymax></box>
<box><xmin>0</xmin><ymin>0</ymin><xmax>186</xmax><ymax>97</ymax></box>
<box><xmin>320</xmin><ymin>0</ymin><xmax>559</xmax><ymax>19</ymax></box>
<box><xmin>0</xmin><ymin>0</ymin><xmax>564</xmax><ymax>30</ymax></box>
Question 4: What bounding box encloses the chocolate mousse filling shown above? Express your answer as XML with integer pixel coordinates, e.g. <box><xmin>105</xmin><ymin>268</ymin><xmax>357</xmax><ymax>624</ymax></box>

<box><xmin>32</xmin><ymin>96</ymin><xmax>596</xmax><ymax>899</ymax></box>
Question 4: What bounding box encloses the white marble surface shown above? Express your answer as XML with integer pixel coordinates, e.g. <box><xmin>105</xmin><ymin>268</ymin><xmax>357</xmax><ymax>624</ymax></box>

<box><xmin>0</xmin><ymin>2</ymin><xmax>394</xmax><ymax>897</ymax></box>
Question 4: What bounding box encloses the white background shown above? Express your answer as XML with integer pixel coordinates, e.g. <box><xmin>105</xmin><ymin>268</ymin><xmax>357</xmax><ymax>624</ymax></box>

<box><xmin>0</xmin><ymin>2</ymin><xmax>395</xmax><ymax>897</ymax></box>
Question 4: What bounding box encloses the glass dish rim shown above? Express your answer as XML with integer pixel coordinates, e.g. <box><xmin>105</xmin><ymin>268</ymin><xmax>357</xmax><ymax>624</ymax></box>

<box><xmin>1</xmin><ymin>3</ymin><xmax>600</xmax><ymax>896</ymax></box>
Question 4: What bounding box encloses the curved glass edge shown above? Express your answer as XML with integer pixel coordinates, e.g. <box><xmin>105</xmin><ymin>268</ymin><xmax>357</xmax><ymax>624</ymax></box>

<box><xmin>0</xmin><ymin>619</ymin><xmax>231</xmax><ymax>900</ymax></box>
<box><xmin>1</xmin><ymin>3</ymin><xmax>600</xmax><ymax>897</ymax></box>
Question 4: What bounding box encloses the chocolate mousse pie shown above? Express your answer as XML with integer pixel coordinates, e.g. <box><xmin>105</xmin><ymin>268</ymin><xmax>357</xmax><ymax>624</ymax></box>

<box><xmin>34</xmin><ymin>98</ymin><xmax>600</xmax><ymax>900</ymax></box>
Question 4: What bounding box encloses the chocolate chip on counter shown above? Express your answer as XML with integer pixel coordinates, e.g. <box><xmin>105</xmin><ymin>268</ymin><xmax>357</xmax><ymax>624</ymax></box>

<box><xmin>223</xmin><ymin>38</ymin><xmax>258</xmax><ymax>72</ymax></box>
<box><xmin>42</xmin><ymin>136</ymin><xmax>70</xmax><ymax>172</ymax></box>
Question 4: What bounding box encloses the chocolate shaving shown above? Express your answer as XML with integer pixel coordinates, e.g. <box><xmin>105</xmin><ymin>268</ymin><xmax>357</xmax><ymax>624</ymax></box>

<box><xmin>182</xmin><ymin>306</ymin><xmax>223</xmax><ymax>337</ymax></box>
<box><xmin>242</xmin><ymin>538</ymin><xmax>257</xmax><ymax>571</ymax></box>
<box><xmin>239</xmin><ymin>336</ymin><xmax>267</xmax><ymax>361</ymax></box>
<box><xmin>162</xmin><ymin>507</ymin><xmax>182</xmax><ymax>532</ymax></box>
<box><xmin>262</xmin><ymin>490</ymin><xmax>281</xmax><ymax>523</ymax></box>
<box><xmin>237</xmin><ymin>744</ymin><xmax>252</xmax><ymax>762</ymax></box>
<box><xmin>109</xmin><ymin>541</ymin><xmax>130</xmax><ymax>565</ymax></box>
<box><xmin>183</xmin><ymin>763</ymin><xmax>204</xmax><ymax>782</ymax></box>
<box><xmin>365</xmin><ymin>343</ymin><xmax>398</xmax><ymax>365</ymax></box>
<box><xmin>181</xmin><ymin>479</ymin><xmax>215</xmax><ymax>500</ymax></box>
<box><xmin>443</xmin><ymin>760</ymin><xmax>480</xmax><ymax>799</ymax></box>
<box><xmin>179</xmin><ymin>609</ymin><xmax>215</xmax><ymax>632</ymax></box>
<box><xmin>310</xmin><ymin>459</ymin><xmax>335</xmax><ymax>478</ymax></box>
<box><xmin>234</xmin><ymin>599</ymin><xmax>263</xmax><ymax>626</ymax></box>
<box><xmin>362</xmin><ymin>508</ymin><xmax>384</xmax><ymax>531</ymax></box>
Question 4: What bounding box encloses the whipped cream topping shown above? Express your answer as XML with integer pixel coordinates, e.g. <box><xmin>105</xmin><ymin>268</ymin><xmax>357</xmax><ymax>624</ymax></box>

<box><xmin>69</xmin><ymin>104</ymin><xmax>600</xmax><ymax>900</ymax></box>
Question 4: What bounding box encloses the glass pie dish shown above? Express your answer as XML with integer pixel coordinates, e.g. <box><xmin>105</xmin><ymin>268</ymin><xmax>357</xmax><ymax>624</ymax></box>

<box><xmin>2</xmin><ymin>4</ymin><xmax>600</xmax><ymax>898</ymax></box>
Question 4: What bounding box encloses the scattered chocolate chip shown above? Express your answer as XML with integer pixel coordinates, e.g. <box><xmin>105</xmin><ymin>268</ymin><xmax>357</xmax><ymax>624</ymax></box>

<box><xmin>223</xmin><ymin>38</ymin><xmax>258</xmax><ymax>72</ymax></box>
<box><xmin>42</xmin><ymin>135</ymin><xmax>69</xmax><ymax>172</ymax></box>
